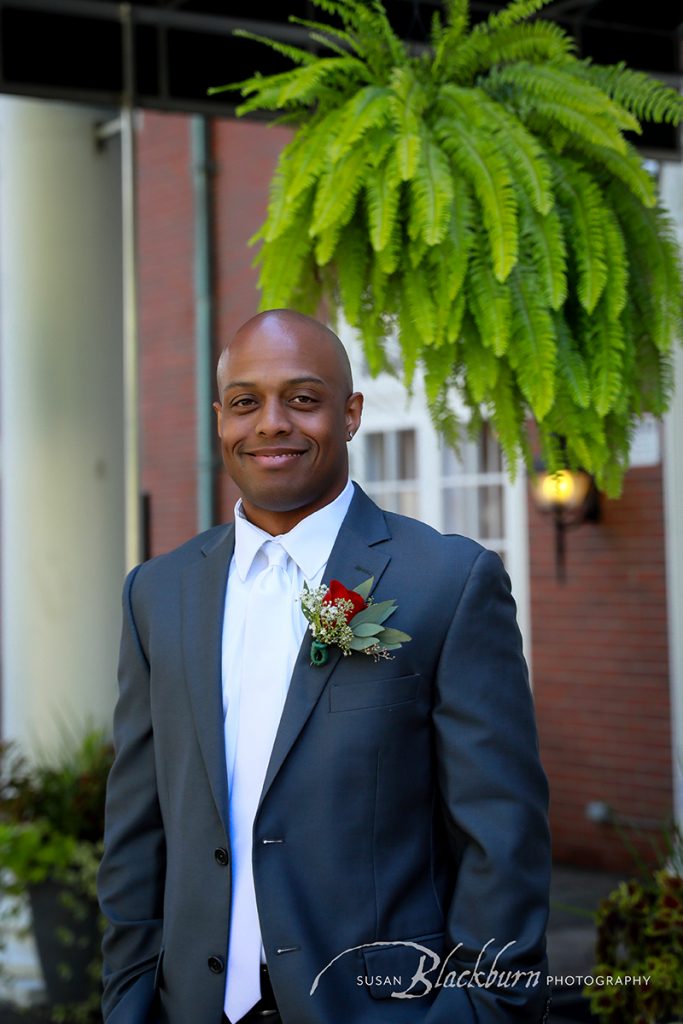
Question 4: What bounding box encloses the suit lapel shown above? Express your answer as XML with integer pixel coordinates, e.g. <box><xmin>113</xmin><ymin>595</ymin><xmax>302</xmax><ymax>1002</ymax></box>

<box><xmin>181</xmin><ymin>523</ymin><xmax>235</xmax><ymax>835</ymax></box>
<box><xmin>259</xmin><ymin>487</ymin><xmax>392</xmax><ymax>807</ymax></box>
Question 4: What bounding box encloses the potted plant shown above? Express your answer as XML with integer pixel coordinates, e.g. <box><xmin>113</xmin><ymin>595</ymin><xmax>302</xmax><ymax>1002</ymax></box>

<box><xmin>210</xmin><ymin>0</ymin><xmax>683</xmax><ymax>497</ymax></box>
<box><xmin>585</xmin><ymin>831</ymin><xmax>683</xmax><ymax>1024</ymax></box>
<box><xmin>0</xmin><ymin>728</ymin><xmax>114</xmax><ymax>1023</ymax></box>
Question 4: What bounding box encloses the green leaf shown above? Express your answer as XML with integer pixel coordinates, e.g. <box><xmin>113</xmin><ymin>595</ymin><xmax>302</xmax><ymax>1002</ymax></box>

<box><xmin>353</xmin><ymin>576</ymin><xmax>374</xmax><ymax>601</ymax></box>
<box><xmin>348</xmin><ymin>635</ymin><xmax>380</xmax><ymax>651</ymax></box>
<box><xmin>378</xmin><ymin>627</ymin><xmax>412</xmax><ymax>644</ymax></box>
<box><xmin>353</xmin><ymin>622</ymin><xmax>384</xmax><ymax>637</ymax></box>
<box><xmin>350</xmin><ymin>599</ymin><xmax>397</xmax><ymax>626</ymax></box>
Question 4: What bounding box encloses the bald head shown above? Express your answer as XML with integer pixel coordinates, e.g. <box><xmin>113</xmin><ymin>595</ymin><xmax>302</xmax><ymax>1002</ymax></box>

<box><xmin>217</xmin><ymin>309</ymin><xmax>353</xmax><ymax>398</ymax></box>
<box><xmin>212</xmin><ymin>307</ymin><xmax>363</xmax><ymax>534</ymax></box>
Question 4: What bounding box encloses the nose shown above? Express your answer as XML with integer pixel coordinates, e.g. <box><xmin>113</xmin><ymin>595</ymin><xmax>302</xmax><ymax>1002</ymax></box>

<box><xmin>255</xmin><ymin>396</ymin><xmax>292</xmax><ymax>436</ymax></box>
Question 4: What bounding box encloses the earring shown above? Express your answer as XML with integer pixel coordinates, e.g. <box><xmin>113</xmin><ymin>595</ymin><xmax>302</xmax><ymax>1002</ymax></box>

<box><xmin>347</xmin><ymin>430</ymin><xmax>353</xmax><ymax>440</ymax></box>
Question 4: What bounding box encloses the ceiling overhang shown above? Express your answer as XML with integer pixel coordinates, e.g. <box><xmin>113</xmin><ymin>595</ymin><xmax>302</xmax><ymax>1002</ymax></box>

<box><xmin>1</xmin><ymin>0</ymin><xmax>681</xmax><ymax>156</ymax></box>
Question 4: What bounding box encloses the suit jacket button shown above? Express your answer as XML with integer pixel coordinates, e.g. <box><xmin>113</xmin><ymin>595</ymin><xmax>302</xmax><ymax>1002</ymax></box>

<box><xmin>208</xmin><ymin>955</ymin><xmax>224</xmax><ymax>974</ymax></box>
<box><xmin>214</xmin><ymin>847</ymin><xmax>229</xmax><ymax>866</ymax></box>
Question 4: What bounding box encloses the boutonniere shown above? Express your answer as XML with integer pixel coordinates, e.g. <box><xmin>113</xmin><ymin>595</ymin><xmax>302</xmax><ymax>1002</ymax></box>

<box><xmin>299</xmin><ymin>576</ymin><xmax>412</xmax><ymax>666</ymax></box>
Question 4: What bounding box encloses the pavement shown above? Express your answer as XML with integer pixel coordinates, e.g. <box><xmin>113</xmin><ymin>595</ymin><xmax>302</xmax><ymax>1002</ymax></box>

<box><xmin>546</xmin><ymin>863</ymin><xmax>624</xmax><ymax>1023</ymax></box>
<box><xmin>0</xmin><ymin>862</ymin><xmax>623</xmax><ymax>1023</ymax></box>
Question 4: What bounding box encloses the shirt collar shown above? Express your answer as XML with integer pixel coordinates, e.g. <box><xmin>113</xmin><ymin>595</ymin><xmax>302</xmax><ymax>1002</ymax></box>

<box><xmin>233</xmin><ymin>479</ymin><xmax>355</xmax><ymax>582</ymax></box>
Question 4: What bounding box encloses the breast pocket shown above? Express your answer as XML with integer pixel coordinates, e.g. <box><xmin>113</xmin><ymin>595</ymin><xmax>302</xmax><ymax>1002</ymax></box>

<box><xmin>329</xmin><ymin>673</ymin><xmax>420</xmax><ymax>712</ymax></box>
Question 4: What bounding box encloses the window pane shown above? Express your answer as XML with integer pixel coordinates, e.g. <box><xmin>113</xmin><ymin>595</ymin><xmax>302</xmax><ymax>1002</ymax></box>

<box><xmin>365</xmin><ymin>433</ymin><xmax>386</xmax><ymax>482</ymax></box>
<box><xmin>398</xmin><ymin>430</ymin><xmax>416</xmax><ymax>480</ymax></box>
<box><xmin>442</xmin><ymin>485</ymin><xmax>505</xmax><ymax>539</ymax></box>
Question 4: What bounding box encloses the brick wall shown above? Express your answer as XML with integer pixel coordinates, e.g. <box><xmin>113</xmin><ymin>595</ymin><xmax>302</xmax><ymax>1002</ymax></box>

<box><xmin>530</xmin><ymin>463</ymin><xmax>673</xmax><ymax>871</ymax></box>
<box><xmin>137</xmin><ymin>113</ymin><xmax>291</xmax><ymax>551</ymax></box>
<box><xmin>212</xmin><ymin>117</ymin><xmax>293</xmax><ymax>523</ymax></box>
<box><xmin>138</xmin><ymin>111</ymin><xmax>197</xmax><ymax>555</ymax></box>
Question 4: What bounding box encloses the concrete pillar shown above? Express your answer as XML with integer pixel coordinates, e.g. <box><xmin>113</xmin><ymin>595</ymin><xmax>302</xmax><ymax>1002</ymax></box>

<box><xmin>0</xmin><ymin>97</ymin><xmax>125</xmax><ymax>753</ymax></box>
<box><xmin>661</xmin><ymin>159</ymin><xmax>683</xmax><ymax>831</ymax></box>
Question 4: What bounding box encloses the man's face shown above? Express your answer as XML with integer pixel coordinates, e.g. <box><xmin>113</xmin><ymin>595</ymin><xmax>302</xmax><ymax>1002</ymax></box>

<box><xmin>213</xmin><ymin>316</ymin><xmax>363</xmax><ymax>533</ymax></box>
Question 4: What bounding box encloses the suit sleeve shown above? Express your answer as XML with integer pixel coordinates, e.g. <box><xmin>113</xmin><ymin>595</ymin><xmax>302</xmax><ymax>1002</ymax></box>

<box><xmin>426</xmin><ymin>548</ymin><xmax>551</xmax><ymax>1024</ymax></box>
<box><xmin>97</xmin><ymin>566</ymin><xmax>166</xmax><ymax>1023</ymax></box>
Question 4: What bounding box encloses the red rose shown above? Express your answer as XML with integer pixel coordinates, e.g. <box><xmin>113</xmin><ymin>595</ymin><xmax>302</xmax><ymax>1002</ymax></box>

<box><xmin>323</xmin><ymin>580</ymin><xmax>367</xmax><ymax>622</ymax></box>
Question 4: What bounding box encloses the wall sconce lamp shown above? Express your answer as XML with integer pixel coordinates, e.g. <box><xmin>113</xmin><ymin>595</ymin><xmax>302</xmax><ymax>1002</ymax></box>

<box><xmin>530</xmin><ymin>464</ymin><xmax>601</xmax><ymax>582</ymax></box>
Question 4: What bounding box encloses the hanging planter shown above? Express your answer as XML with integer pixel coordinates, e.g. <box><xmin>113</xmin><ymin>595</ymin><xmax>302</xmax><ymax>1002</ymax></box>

<box><xmin>210</xmin><ymin>0</ymin><xmax>683</xmax><ymax>496</ymax></box>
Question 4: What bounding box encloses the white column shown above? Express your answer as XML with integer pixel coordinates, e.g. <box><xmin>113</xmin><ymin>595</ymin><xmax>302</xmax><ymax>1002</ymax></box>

<box><xmin>0</xmin><ymin>97</ymin><xmax>125</xmax><ymax>753</ymax></box>
<box><xmin>661</xmin><ymin>159</ymin><xmax>683</xmax><ymax>830</ymax></box>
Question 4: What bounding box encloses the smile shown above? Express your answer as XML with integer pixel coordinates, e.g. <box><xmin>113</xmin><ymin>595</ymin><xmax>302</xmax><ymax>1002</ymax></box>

<box><xmin>246</xmin><ymin>450</ymin><xmax>306</xmax><ymax>465</ymax></box>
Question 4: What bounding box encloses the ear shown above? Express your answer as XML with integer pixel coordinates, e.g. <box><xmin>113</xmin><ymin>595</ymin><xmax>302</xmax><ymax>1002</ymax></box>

<box><xmin>213</xmin><ymin>401</ymin><xmax>223</xmax><ymax>437</ymax></box>
<box><xmin>345</xmin><ymin>391</ymin><xmax>363</xmax><ymax>440</ymax></box>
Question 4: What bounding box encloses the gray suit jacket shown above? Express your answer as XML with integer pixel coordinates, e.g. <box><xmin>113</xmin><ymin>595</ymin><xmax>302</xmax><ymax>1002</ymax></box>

<box><xmin>98</xmin><ymin>485</ymin><xmax>551</xmax><ymax>1024</ymax></box>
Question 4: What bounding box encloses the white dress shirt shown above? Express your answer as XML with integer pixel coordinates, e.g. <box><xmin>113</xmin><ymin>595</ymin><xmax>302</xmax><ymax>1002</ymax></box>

<box><xmin>221</xmin><ymin>477</ymin><xmax>355</xmax><ymax>788</ymax></box>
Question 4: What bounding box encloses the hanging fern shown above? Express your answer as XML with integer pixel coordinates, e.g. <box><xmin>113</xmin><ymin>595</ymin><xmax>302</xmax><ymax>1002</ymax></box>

<box><xmin>210</xmin><ymin>0</ymin><xmax>683</xmax><ymax>496</ymax></box>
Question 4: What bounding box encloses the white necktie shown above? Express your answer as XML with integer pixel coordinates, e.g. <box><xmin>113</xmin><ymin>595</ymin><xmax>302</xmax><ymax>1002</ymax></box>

<box><xmin>225</xmin><ymin>541</ymin><xmax>293</xmax><ymax>1023</ymax></box>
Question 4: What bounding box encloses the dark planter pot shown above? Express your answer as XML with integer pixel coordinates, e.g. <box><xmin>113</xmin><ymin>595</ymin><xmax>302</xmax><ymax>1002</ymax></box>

<box><xmin>28</xmin><ymin>880</ymin><xmax>101</xmax><ymax>1007</ymax></box>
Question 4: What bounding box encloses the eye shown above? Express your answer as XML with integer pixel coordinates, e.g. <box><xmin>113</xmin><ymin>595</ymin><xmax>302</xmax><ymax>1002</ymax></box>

<box><xmin>290</xmin><ymin>394</ymin><xmax>318</xmax><ymax>406</ymax></box>
<box><xmin>230</xmin><ymin>396</ymin><xmax>257</xmax><ymax>409</ymax></box>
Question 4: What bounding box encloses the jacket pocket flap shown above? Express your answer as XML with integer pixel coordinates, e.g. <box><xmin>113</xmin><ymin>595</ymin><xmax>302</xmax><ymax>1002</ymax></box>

<box><xmin>330</xmin><ymin>673</ymin><xmax>419</xmax><ymax>712</ymax></box>
<box><xmin>361</xmin><ymin>932</ymin><xmax>445</xmax><ymax>1000</ymax></box>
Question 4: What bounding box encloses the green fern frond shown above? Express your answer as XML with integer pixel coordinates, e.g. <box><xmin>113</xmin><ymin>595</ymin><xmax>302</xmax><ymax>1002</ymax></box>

<box><xmin>555</xmin><ymin>314</ymin><xmax>590</xmax><ymax>409</ymax></box>
<box><xmin>493</xmin><ymin>62</ymin><xmax>641</xmax><ymax>136</ymax></box>
<box><xmin>441</xmin><ymin>179</ymin><xmax>475</xmax><ymax>301</ymax></box>
<box><xmin>453</xmin><ymin>21</ymin><xmax>575</xmax><ymax>82</ymax></box>
<box><xmin>311</xmin><ymin>145</ymin><xmax>368</xmax><ymax>236</ymax></box>
<box><xmin>588</xmin><ymin>301</ymin><xmax>625</xmax><ymax>416</ymax></box>
<box><xmin>507</xmin><ymin>267</ymin><xmax>556</xmax><ymax>419</ymax></box>
<box><xmin>255</xmin><ymin>198</ymin><xmax>316</xmax><ymax>310</ymax></box>
<box><xmin>231</xmin><ymin>28</ymin><xmax>318</xmax><ymax>67</ymax></box>
<box><xmin>578</xmin><ymin>60</ymin><xmax>683</xmax><ymax>125</ymax></box>
<box><xmin>525</xmin><ymin>97</ymin><xmax>629</xmax><ymax>156</ymax></box>
<box><xmin>277</xmin><ymin>56</ymin><xmax>371</xmax><ymax>107</ymax></box>
<box><xmin>421</xmin><ymin>339</ymin><xmax>457</xmax><ymax>404</ymax></box>
<box><xmin>461</xmin><ymin>315</ymin><xmax>500</xmax><ymax>401</ymax></box>
<box><xmin>553</xmin><ymin>159</ymin><xmax>608</xmax><ymax>314</ymax></box>
<box><xmin>403</xmin><ymin>261</ymin><xmax>438</xmax><ymax>346</ymax></box>
<box><xmin>474</xmin><ymin>85</ymin><xmax>554</xmax><ymax>214</ymax></box>
<box><xmin>334</xmin><ymin>217</ymin><xmax>368</xmax><ymax>326</ymax></box>
<box><xmin>389</xmin><ymin>66</ymin><xmax>427</xmax><ymax>181</ymax></box>
<box><xmin>437</xmin><ymin>89</ymin><xmax>518</xmax><ymax>280</ymax></box>
<box><xmin>328</xmin><ymin>86</ymin><xmax>392</xmax><ymax>162</ymax></box>
<box><xmin>375</xmin><ymin>217</ymin><xmax>402</xmax><ymax>275</ymax></box>
<box><xmin>313</xmin><ymin>0</ymin><xmax>404</xmax><ymax>75</ymax></box>
<box><xmin>519</xmin><ymin>198</ymin><xmax>567</xmax><ymax>310</ymax></box>
<box><xmin>488</xmin><ymin>363</ymin><xmax>525</xmax><ymax>478</ymax></box>
<box><xmin>409</xmin><ymin>136</ymin><xmax>454</xmax><ymax>247</ymax></box>
<box><xmin>601</xmin><ymin>206</ymin><xmax>629</xmax><ymax>322</ymax></box>
<box><xmin>609</xmin><ymin>183</ymin><xmax>683</xmax><ymax>352</ymax></box>
<box><xmin>481</xmin><ymin>0</ymin><xmax>555</xmax><ymax>32</ymax></box>
<box><xmin>466</xmin><ymin>240</ymin><xmax>512</xmax><ymax>356</ymax></box>
<box><xmin>287</xmin><ymin>16</ymin><xmax>359</xmax><ymax>56</ymax></box>
<box><xmin>365</xmin><ymin>150</ymin><xmax>402</xmax><ymax>252</ymax></box>
<box><xmin>575</xmin><ymin>140</ymin><xmax>657</xmax><ymax>208</ymax></box>
<box><xmin>443</xmin><ymin>287</ymin><xmax>467</xmax><ymax>345</ymax></box>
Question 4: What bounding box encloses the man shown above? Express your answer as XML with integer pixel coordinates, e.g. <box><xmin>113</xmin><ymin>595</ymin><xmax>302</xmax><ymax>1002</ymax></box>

<box><xmin>98</xmin><ymin>309</ymin><xmax>551</xmax><ymax>1024</ymax></box>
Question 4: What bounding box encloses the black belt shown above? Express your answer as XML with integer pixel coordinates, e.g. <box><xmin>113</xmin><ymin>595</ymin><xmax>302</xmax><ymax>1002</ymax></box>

<box><xmin>223</xmin><ymin>965</ymin><xmax>280</xmax><ymax>1023</ymax></box>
